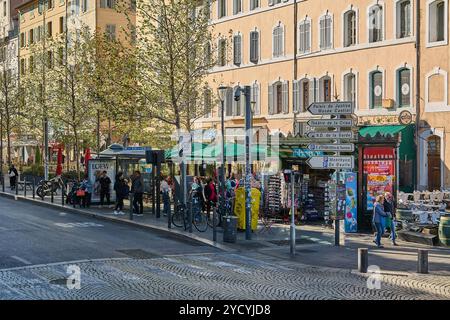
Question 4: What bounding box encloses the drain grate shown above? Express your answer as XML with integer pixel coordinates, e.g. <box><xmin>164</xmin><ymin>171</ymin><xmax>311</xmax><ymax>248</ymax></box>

<box><xmin>268</xmin><ymin>239</ymin><xmax>316</xmax><ymax>246</ymax></box>
<box><xmin>49</xmin><ymin>278</ymin><xmax>68</xmax><ymax>286</ymax></box>
<box><xmin>116</xmin><ymin>249</ymin><xmax>161</xmax><ymax>259</ymax></box>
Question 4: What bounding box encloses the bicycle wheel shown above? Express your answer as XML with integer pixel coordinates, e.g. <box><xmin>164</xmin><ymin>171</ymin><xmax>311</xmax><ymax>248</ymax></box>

<box><xmin>207</xmin><ymin>210</ymin><xmax>221</xmax><ymax>228</ymax></box>
<box><xmin>172</xmin><ymin>207</ymin><xmax>185</xmax><ymax>228</ymax></box>
<box><xmin>193</xmin><ymin>212</ymin><xmax>208</xmax><ymax>232</ymax></box>
<box><xmin>36</xmin><ymin>186</ymin><xmax>45</xmax><ymax>199</ymax></box>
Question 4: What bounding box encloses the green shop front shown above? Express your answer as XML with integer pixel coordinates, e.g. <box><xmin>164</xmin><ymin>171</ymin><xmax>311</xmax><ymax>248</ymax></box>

<box><xmin>357</xmin><ymin>125</ymin><xmax>416</xmax><ymax>230</ymax></box>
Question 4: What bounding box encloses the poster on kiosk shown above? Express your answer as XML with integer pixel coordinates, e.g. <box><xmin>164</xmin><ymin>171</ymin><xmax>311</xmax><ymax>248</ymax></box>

<box><xmin>88</xmin><ymin>159</ymin><xmax>117</xmax><ymax>203</ymax></box>
<box><xmin>364</xmin><ymin>147</ymin><xmax>395</xmax><ymax>211</ymax></box>
<box><xmin>345</xmin><ymin>172</ymin><xmax>358</xmax><ymax>233</ymax></box>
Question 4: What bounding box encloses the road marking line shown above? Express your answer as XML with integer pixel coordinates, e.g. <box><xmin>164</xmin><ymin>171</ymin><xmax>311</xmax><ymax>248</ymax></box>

<box><xmin>11</xmin><ymin>256</ymin><xmax>32</xmax><ymax>265</ymax></box>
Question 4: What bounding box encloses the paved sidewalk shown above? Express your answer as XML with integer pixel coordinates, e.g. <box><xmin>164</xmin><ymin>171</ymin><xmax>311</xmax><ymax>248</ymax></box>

<box><xmin>2</xmin><ymin>185</ymin><xmax>450</xmax><ymax>276</ymax></box>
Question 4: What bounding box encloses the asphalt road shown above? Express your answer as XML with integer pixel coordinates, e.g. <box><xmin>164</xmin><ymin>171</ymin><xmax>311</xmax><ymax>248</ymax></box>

<box><xmin>0</xmin><ymin>197</ymin><xmax>219</xmax><ymax>269</ymax></box>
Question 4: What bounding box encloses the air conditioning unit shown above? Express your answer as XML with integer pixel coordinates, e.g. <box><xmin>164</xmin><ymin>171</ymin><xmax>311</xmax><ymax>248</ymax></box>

<box><xmin>382</xmin><ymin>99</ymin><xmax>395</xmax><ymax>109</ymax></box>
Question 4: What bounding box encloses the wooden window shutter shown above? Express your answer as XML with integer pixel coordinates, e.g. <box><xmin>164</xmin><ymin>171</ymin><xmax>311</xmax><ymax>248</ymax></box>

<box><xmin>282</xmin><ymin>81</ymin><xmax>289</xmax><ymax>114</ymax></box>
<box><xmin>268</xmin><ymin>83</ymin><xmax>274</xmax><ymax>115</ymax></box>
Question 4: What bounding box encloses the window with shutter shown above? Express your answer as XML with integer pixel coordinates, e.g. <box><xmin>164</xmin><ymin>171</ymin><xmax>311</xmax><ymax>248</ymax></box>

<box><xmin>308</xmin><ymin>78</ymin><xmax>317</xmax><ymax>104</ymax></box>
<box><xmin>233</xmin><ymin>35</ymin><xmax>241</xmax><ymax>66</ymax></box>
<box><xmin>398</xmin><ymin>68</ymin><xmax>411</xmax><ymax>107</ymax></box>
<box><xmin>252</xmin><ymin>82</ymin><xmax>260</xmax><ymax>115</ymax></box>
<box><xmin>282</xmin><ymin>81</ymin><xmax>289</xmax><ymax>114</ymax></box>
<box><xmin>370</xmin><ymin>71</ymin><xmax>383</xmax><ymax>108</ymax></box>
<box><xmin>344</xmin><ymin>73</ymin><xmax>356</xmax><ymax>102</ymax></box>
<box><xmin>299</xmin><ymin>21</ymin><xmax>311</xmax><ymax>53</ymax></box>
<box><xmin>225</xmin><ymin>88</ymin><xmax>233</xmax><ymax>116</ymax></box>
<box><xmin>268</xmin><ymin>84</ymin><xmax>274</xmax><ymax>115</ymax></box>
<box><xmin>293</xmin><ymin>81</ymin><xmax>299</xmax><ymax>113</ymax></box>
<box><xmin>250</xmin><ymin>31</ymin><xmax>259</xmax><ymax>63</ymax></box>
<box><xmin>369</xmin><ymin>5</ymin><xmax>383</xmax><ymax>43</ymax></box>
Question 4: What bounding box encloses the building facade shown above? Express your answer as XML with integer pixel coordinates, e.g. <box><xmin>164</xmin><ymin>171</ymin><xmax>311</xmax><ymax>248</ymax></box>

<box><xmin>195</xmin><ymin>0</ymin><xmax>450</xmax><ymax>192</ymax></box>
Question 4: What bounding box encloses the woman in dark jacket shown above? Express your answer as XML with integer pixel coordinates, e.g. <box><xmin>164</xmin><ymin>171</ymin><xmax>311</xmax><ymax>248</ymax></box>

<box><xmin>113</xmin><ymin>172</ymin><xmax>127</xmax><ymax>215</ymax></box>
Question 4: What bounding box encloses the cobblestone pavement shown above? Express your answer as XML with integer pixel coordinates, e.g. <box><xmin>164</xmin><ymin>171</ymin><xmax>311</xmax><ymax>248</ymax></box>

<box><xmin>1</xmin><ymin>252</ymin><xmax>449</xmax><ymax>300</ymax></box>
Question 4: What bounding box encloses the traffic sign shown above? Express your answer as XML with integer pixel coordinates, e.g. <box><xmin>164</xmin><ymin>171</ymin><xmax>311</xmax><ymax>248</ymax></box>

<box><xmin>308</xmin><ymin>144</ymin><xmax>355</xmax><ymax>152</ymax></box>
<box><xmin>306</xmin><ymin>156</ymin><xmax>355</xmax><ymax>169</ymax></box>
<box><xmin>307</xmin><ymin>119</ymin><xmax>353</xmax><ymax>127</ymax></box>
<box><xmin>307</xmin><ymin>102</ymin><xmax>354</xmax><ymax>115</ymax></box>
<box><xmin>306</xmin><ymin>131</ymin><xmax>355</xmax><ymax>139</ymax></box>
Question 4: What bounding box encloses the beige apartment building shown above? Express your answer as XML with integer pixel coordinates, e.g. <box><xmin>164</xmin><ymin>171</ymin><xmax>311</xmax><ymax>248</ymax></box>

<box><xmin>193</xmin><ymin>0</ymin><xmax>450</xmax><ymax>194</ymax></box>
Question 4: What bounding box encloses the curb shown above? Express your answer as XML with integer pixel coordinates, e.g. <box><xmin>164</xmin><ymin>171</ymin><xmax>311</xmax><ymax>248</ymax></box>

<box><xmin>0</xmin><ymin>192</ymin><xmax>235</xmax><ymax>252</ymax></box>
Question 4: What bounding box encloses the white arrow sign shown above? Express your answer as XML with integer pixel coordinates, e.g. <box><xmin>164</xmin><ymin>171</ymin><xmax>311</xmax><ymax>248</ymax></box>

<box><xmin>307</xmin><ymin>119</ymin><xmax>354</xmax><ymax>127</ymax></box>
<box><xmin>307</xmin><ymin>102</ymin><xmax>354</xmax><ymax>115</ymax></box>
<box><xmin>306</xmin><ymin>131</ymin><xmax>355</xmax><ymax>139</ymax></box>
<box><xmin>306</xmin><ymin>156</ymin><xmax>355</xmax><ymax>169</ymax></box>
<box><xmin>308</xmin><ymin>144</ymin><xmax>355</xmax><ymax>152</ymax></box>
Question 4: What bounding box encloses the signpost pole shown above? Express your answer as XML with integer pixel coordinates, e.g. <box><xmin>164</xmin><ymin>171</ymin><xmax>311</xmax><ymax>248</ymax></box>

<box><xmin>335</xmin><ymin>114</ymin><xmax>340</xmax><ymax>246</ymax></box>
<box><xmin>290</xmin><ymin>170</ymin><xmax>296</xmax><ymax>256</ymax></box>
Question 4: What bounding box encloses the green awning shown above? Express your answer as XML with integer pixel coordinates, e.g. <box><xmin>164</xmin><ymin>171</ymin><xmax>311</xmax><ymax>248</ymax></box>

<box><xmin>359</xmin><ymin>125</ymin><xmax>407</xmax><ymax>138</ymax></box>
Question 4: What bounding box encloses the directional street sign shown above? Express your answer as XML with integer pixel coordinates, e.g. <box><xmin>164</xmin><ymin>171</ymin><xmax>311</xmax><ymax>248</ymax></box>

<box><xmin>308</xmin><ymin>144</ymin><xmax>355</xmax><ymax>152</ymax></box>
<box><xmin>306</xmin><ymin>131</ymin><xmax>355</xmax><ymax>139</ymax></box>
<box><xmin>307</xmin><ymin>102</ymin><xmax>354</xmax><ymax>115</ymax></box>
<box><xmin>307</xmin><ymin>119</ymin><xmax>354</xmax><ymax>127</ymax></box>
<box><xmin>306</xmin><ymin>156</ymin><xmax>355</xmax><ymax>169</ymax></box>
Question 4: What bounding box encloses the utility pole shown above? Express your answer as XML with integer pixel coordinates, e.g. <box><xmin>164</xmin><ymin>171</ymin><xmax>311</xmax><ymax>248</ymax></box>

<box><xmin>244</xmin><ymin>85</ymin><xmax>252</xmax><ymax>240</ymax></box>
<box><xmin>41</xmin><ymin>0</ymin><xmax>49</xmax><ymax>180</ymax></box>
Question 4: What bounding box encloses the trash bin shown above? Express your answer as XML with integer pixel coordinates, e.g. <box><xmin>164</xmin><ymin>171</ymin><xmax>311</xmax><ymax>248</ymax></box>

<box><xmin>223</xmin><ymin>216</ymin><xmax>238</xmax><ymax>243</ymax></box>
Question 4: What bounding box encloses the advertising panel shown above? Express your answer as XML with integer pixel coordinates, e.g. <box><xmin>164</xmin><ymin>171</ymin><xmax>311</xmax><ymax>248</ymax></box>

<box><xmin>88</xmin><ymin>159</ymin><xmax>116</xmax><ymax>203</ymax></box>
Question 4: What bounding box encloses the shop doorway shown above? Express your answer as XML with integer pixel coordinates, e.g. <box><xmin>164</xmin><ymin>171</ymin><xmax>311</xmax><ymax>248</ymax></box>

<box><xmin>427</xmin><ymin>135</ymin><xmax>441</xmax><ymax>191</ymax></box>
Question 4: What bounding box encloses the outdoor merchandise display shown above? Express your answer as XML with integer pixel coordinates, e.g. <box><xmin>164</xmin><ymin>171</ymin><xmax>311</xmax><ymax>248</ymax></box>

<box><xmin>345</xmin><ymin>172</ymin><xmax>358</xmax><ymax>233</ymax></box>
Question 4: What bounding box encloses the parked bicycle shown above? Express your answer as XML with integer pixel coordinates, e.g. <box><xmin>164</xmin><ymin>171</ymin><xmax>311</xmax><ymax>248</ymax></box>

<box><xmin>208</xmin><ymin>194</ymin><xmax>233</xmax><ymax>228</ymax></box>
<box><xmin>172</xmin><ymin>190</ymin><xmax>208</xmax><ymax>232</ymax></box>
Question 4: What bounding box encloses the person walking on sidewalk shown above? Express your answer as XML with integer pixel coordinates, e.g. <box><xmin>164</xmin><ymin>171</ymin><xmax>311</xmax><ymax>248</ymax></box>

<box><xmin>131</xmin><ymin>171</ymin><xmax>144</xmax><ymax>216</ymax></box>
<box><xmin>8</xmin><ymin>164</ymin><xmax>18</xmax><ymax>191</ymax></box>
<box><xmin>113</xmin><ymin>172</ymin><xmax>127</xmax><ymax>215</ymax></box>
<box><xmin>384</xmin><ymin>192</ymin><xmax>397</xmax><ymax>246</ymax></box>
<box><xmin>98</xmin><ymin>171</ymin><xmax>112</xmax><ymax>208</ymax></box>
<box><xmin>373</xmin><ymin>195</ymin><xmax>388</xmax><ymax>248</ymax></box>
<box><xmin>161</xmin><ymin>176</ymin><xmax>171</xmax><ymax>216</ymax></box>
<box><xmin>80</xmin><ymin>175</ymin><xmax>93</xmax><ymax>208</ymax></box>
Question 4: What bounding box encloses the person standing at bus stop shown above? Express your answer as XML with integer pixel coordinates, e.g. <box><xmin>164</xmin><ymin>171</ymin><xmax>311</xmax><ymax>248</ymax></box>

<box><xmin>99</xmin><ymin>171</ymin><xmax>112</xmax><ymax>208</ymax></box>
<box><xmin>131</xmin><ymin>171</ymin><xmax>144</xmax><ymax>216</ymax></box>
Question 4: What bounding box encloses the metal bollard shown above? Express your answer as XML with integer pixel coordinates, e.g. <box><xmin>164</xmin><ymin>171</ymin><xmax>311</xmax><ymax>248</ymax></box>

<box><xmin>51</xmin><ymin>181</ymin><xmax>54</xmax><ymax>203</ymax></box>
<box><xmin>213</xmin><ymin>205</ymin><xmax>217</xmax><ymax>242</ymax></box>
<box><xmin>24</xmin><ymin>177</ymin><xmax>27</xmax><ymax>198</ymax></box>
<box><xmin>32</xmin><ymin>177</ymin><xmax>35</xmax><ymax>199</ymax></box>
<box><xmin>15</xmin><ymin>179</ymin><xmax>18</xmax><ymax>195</ymax></box>
<box><xmin>188</xmin><ymin>200</ymin><xmax>193</xmax><ymax>233</ymax></box>
<box><xmin>61</xmin><ymin>183</ymin><xmax>65</xmax><ymax>207</ymax></box>
<box><xmin>417</xmin><ymin>249</ymin><xmax>429</xmax><ymax>274</ymax></box>
<box><xmin>129</xmin><ymin>193</ymin><xmax>133</xmax><ymax>221</ymax></box>
<box><xmin>358</xmin><ymin>248</ymin><xmax>369</xmax><ymax>273</ymax></box>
